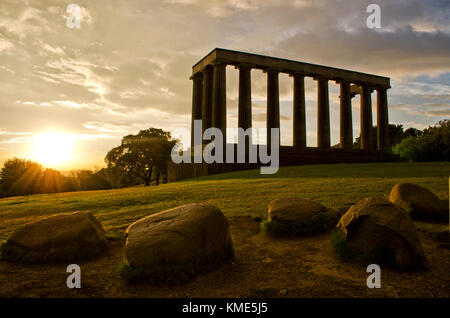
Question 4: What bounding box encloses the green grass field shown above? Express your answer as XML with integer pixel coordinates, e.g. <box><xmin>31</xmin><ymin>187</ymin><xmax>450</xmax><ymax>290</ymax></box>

<box><xmin>0</xmin><ymin>162</ymin><xmax>448</xmax><ymax>242</ymax></box>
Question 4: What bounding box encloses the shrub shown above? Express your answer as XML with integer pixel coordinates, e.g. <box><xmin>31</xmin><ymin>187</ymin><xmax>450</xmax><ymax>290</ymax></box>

<box><xmin>331</xmin><ymin>232</ymin><xmax>350</xmax><ymax>260</ymax></box>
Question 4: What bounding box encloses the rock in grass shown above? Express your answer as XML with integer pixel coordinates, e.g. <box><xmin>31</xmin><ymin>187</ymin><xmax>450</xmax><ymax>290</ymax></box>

<box><xmin>122</xmin><ymin>203</ymin><xmax>234</xmax><ymax>283</ymax></box>
<box><xmin>263</xmin><ymin>198</ymin><xmax>338</xmax><ymax>236</ymax></box>
<box><xmin>389</xmin><ymin>183</ymin><xmax>448</xmax><ymax>222</ymax></box>
<box><xmin>1</xmin><ymin>211</ymin><xmax>108</xmax><ymax>262</ymax></box>
<box><xmin>337</xmin><ymin>197</ymin><xmax>425</xmax><ymax>270</ymax></box>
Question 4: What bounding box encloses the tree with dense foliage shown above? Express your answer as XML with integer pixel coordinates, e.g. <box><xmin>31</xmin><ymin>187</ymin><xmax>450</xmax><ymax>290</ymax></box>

<box><xmin>0</xmin><ymin>158</ymin><xmax>43</xmax><ymax>197</ymax></box>
<box><xmin>0</xmin><ymin>158</ymin><xmax>113</xmax><ymax>197</ymax></box>
<box><xmin>404</xmin><ymin>127</ymin><xmax>423</xmax><ymax>138</ymax></box>
<box><xmin>40</xmin><ymin>168</ymin><xmax>65</xmax><ymax>193</ymax></box>
<box><xmin>393</xmin><ymin>120</ymin><xmax>450</xmax><ymax>162</ymax></box>
<box><xmin>105</xmin><ymin>128</ymin><xmax>177</xmax><ymax>186</ymax></box>
<box><xmin>75</xmin><ymin>169</ymin><xmax>112</xmax><ymax>191</ymax></box>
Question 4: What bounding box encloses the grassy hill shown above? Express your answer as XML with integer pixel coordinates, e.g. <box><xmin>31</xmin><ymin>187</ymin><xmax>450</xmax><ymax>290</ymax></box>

<box><xmin>0</xmin><ymin>162</ymin><xmax>448</xmax><ymax>243</ymax></box>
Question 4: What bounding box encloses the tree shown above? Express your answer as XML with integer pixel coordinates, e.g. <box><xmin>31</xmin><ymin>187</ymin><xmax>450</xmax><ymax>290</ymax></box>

<box><xmin>0</xmin><ymin>158</ymin><xmax>43</xmax><ymax>197</ymax></box>
<box><xmin>105</xmin><ymin>128</ymin><xmax>177</xmax><ymax>186</ymax></box>
<box><xmin>104</xmin><ymin>165</ymin><xmax>140</xmax><ymax>189</ymax></box>
<box><xmin>61</xmin><ymin>172</ymin><xmax>79</xmax><ymax>192</ymax></box>
<box><xmin>404</xmin><ymin>127</ymin><xmax>423</xmax><ymax>138</ymax></box>
<box><xmin>392</xmin><ymin>136</ymin><xmax>426</xmax><ymax>162</ymax></box>
<box><xmin>393</xmin><ymin>120</ymin><xmax>450</xmax><ymax>162</ymax></box>
<box><xmin>75</xmin><ymin>169</ymin><xmax>112</xmax><ymax>191</ymax></box>
<box><xmin>0</xmin><ymin>159</ymin><xmax>114</xmax><ymax>197</ymax></box>
<box><xmin>40</xmin><ymin>168</ymin><xmax>65</xmax><ymax>193</ymax></box>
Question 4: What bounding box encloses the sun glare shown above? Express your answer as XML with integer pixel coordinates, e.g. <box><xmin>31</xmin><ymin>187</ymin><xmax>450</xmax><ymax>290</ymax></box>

<box><xmin>32</xmin><ymin>132</ymin><xmax>74</xmax><ymax>167</ymax></box>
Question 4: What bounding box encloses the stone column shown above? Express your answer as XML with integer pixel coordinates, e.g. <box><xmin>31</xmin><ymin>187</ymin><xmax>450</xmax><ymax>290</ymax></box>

<box><xmin>190</xmin><ymin>72</ymin><xmax>203</xmax><ymax>150</ymax></box>
<box><xmin>201</xmin><ymin>67</ymin><xmax>213</xmax><ymax>139</ymax></box>
<box><xmin>237</xmin><ymin>64</ymin><xmax>252</xmax><ymax>147</ymax></box>
<box><xmin>316</xmin><ymin>77</ymin><xmax>330</xmax><ymax>148</ymax></box>
<box><xmin>339</xmin><ymin>81</ymin><xmax>353</xmax><ymax>149</ymax></box>
<box><xmin>212</xmin><ymin>62</ymin><xmax>227</xmax><ymax>151</ymax></box>
<box><xmin>360</xmin><ymin>84</ymin><xmax>374</xmax><ymax>151</ymax></box>
<box><xmin>376</xmin><ymin>86</ymin><xmax>389</xmax><ymax>151</ymax></box>
<box><xmin>292</xmin><ymin>73</ymin><xmax>306</xmax><ymax>148</ymax></box>
<box><xmin>266</xmin><ymin>69</ymin><xmax>280</xmax><ymax>151</ymax></box>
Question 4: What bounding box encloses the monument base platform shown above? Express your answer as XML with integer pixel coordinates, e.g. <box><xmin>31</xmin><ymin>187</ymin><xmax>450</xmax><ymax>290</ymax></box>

<box><xmin>167</xmin><ymin>145</ymin><xmax>402</xmax><ymax>182</ymax></box>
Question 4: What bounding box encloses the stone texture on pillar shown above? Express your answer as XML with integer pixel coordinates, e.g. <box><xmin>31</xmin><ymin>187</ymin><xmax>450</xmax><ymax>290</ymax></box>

<box><xmin>237</xmin><ymin>64</ymin><xmax>252</xmax><ymax>147</ymax></box>
<box><xmin>266</xmin><ymin>69</ymin><xmax>280</xmax><ymax>150</ymax></box>
<box><xmin>190</xmin><ymin>72</ymin><xmax>203</xmax><ymax>149</ymax></box>
<box><xmin>339</xmin><ymin>81</ymin><xmax>353</xmax><ymax>149</ymax></box>
<box><xmin>201</xmin><ymin>67</ymin><xmax>213</xmax><ymax>139</ymax></box>
<box><xmin>360</xmin><ymin>85</ymin><xmax>374</xmax><ymax>151</ymax></box>
<box><xmin>292</xmin><ymin>73</ymin><xmax>306</xmax><ymax>148</ymax></box>
<box><xmin>377</xmin><ymin>86</ymin><xmax>389</xmax><ymax>151</ymax></box>
<box><xmin>317</xmin><ymin>77</ymin><xmax>330</xmax><ymax>148</ymax></box>
<box><xmin>212</xmin><ymin>62</ymin><xmax>227</xmax><ymax>148</ymax></box>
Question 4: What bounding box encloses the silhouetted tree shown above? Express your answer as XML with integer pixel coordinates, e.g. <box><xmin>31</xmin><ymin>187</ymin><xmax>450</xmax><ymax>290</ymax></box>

<box><xmin>75</xmin><ymin>169</ymin><xmax>112</xmax><ymax>191</ymax></box>
<box><xmin>0</xmin><ymin>158</ymin><xmax>43</xmax><ymax>197</ymax></box>
<box><xmin>105</xmin><ymin>128</ymin><xmax>177</xmax><ymax>186</ymax></box>
<box><xmin>61</xmin><ymin>172</ymin><xmax>79</xmax><ymax>192</ymax></box>
<box><xmin>40</xmin><ymin>168</ymin><xmax>65</xmax><ymax>193</ymax></box>
<box><xmin>0</xmin><ymin>159</ymin><xmax>115</xmax><ymax>197</ymax></box>
<box><xmin>404</xmin><ymin>127</ymin><xmax>423</xmax><ymax>138</ymax></box>
<box><xmin>103</xmin><ymin>165</ymin><xmax>140</xmax><ymax>189</ymax></box>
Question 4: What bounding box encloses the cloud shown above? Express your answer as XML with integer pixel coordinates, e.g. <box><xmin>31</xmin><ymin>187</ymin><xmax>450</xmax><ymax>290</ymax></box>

<box><xmin>410</xmin><ymin>108</ymin><xmax>450</xmax><ymax>117</ymax></box>
<box><xmin>82</xmin><ymin>121</ymin><xmax>130</xmax><ymax>133</ymax></box>
<box><xmin>390</xmin><ymin>102</ymin><xmax>450</xmax><ymax>118</ymax></box>
<box><xmin>40</xmin><ymin>43</ymin><xmax>65</xmax><ymax>55</ymax></box>
<box><xmin>52</xmin><ymin>100</ymin><xmax>97</xmax><ymax>109</ymax></box>
<box><xmin>0</xmin><ymin>37</ymin><xmax>13</xmax><ymax>52</ymax></box>
<box><xmin>0</xmin><ymin>0</ymin><xmax>449</xmax><ymax>168</ymax></box>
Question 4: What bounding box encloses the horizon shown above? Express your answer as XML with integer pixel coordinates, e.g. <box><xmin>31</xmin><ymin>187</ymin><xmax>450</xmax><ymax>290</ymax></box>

<box><xmin>1</xmin><ymin>0</ymin><xmax>449</xmax><ymax>170</ymax></box>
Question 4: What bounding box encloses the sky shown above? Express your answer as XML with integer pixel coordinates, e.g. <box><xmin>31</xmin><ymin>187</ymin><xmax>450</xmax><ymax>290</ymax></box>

<box><xmin>0</xmin><ymin>0</ymin><xmax>449</xmax><ymax>169</ymax></box>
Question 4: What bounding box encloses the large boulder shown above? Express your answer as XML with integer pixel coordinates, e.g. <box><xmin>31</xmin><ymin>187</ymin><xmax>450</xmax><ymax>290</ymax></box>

<box><xmin>123</xmin><ymin>203</ymin><xmax>234</xmax><ymax>282</ymax></box>
<box><xmin>1</xmin><ymin>211</ymin><xmax>108</xmax><ymax>262</ymax></box>
<box><xmin>265</xmin><ymin>198</ymin><xmax>338</xmax><ymax>236</ymax></box>
<box><xmin>337</xmin><ymin>197</ymin><xmax>425</xmax><ymax>270</ymax></box>
<box><xmin>389</xmin><ymin>183</ymin><xmax>448</xmax><ymax>221</ymax></box>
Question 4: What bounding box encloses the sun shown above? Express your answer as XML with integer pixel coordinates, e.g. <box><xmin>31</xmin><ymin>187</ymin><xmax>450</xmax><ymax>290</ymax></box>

<box><xmin>32</xmin><ymin>132</ymin><xmax>74</xmax><ymax>167</ymax></box>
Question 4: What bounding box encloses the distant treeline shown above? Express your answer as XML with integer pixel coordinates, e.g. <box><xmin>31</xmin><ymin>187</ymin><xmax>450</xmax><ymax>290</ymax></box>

<box><xmin>392</xmin><ymin>120</ymin><xmax>450</xmax><ymax>162</ymax></box>
<box><xmin>0</xmin><ymin>158</ymin><xmax>150</xmax><ymax>198</ymax></box>
<box><xmin>351</xmin><ymin>120</ymin><xmax>449</xmax><ymax>162</ymax></box>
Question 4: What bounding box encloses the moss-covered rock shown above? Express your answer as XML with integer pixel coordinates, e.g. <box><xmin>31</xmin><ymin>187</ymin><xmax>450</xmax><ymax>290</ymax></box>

<box><xmin>263</xmin><ymin>198</ymin><xmax>338</xmax><ymax>237</ymax></box>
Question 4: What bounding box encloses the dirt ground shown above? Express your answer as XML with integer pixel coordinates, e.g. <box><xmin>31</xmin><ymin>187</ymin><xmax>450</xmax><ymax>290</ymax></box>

<box><xmin>0</xmin><ymin>216</ymin><xmax>449</xmax><ymax>298</ymax></box>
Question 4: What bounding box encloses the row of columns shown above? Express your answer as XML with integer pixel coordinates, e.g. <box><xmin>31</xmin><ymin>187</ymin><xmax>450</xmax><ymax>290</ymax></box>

<box><xmin>191</xmin><ymin>64</ymin><xmax>390</xmax><ymax>152</ymax></box>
